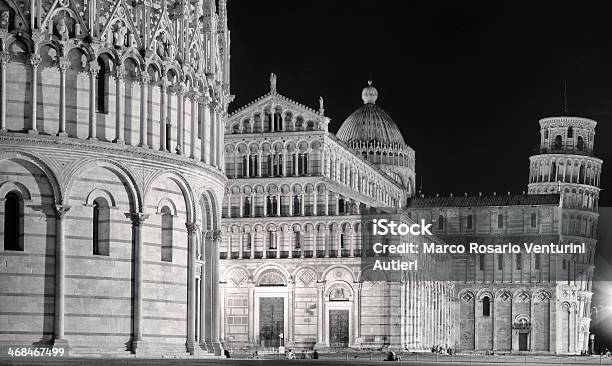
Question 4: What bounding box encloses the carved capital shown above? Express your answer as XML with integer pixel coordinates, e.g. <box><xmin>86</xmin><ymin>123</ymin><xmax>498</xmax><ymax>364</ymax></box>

<box><xmin>139</xmin><ymin>71</ymin><xmax>150</xmax><ymax>85</ymax></box>
<box><xmin>125</xmin><ymin>212</ymin><xmax>149</xmax><ymax>226</ymax></box>
<box><xmin>186</xmin><ymin>222</ymin><xmax>200</xmax><ymax>234</ymax></box>
<box><xmin>199</xmin><ymin>94</ymin><xmax>212</xmax><ymax>105</ymax></box>
<box><xmin>205</xmin><ymin>231</ymin><xmax>214</xmax><ymax>240</ymax></box>
<box><xmin>212</xmin><ymin>230</ymin><xmax>222</xmax><ymax>241</ymax></box>
<box><xmin>58</xmin><ymin>57</ymin><xmax>71</xmax><ymax>72</ymax></box>
<box><xmin>176</xmin><ymin>83</ymin><xmax>186</xmax><ymax>95</ymax></box>
<box><xmin>54</xmin><ymin>204</ymin><xmax>71</xmax><ymax>219</ymax></box>
<box><xmin>88</xmin><ymin>62</ymin><xmax>100</xmax><ymax>76</ymax></box>
<box><xmin>188</xmin><ymin>90</ymin><xmax>200</xmax><ymax>101</ymax></box>
<box><xmin>115</xmin><ymin>66</ymin><xmax>125</xmax><ymax>80</ymax></box>
<box><xmin>0</xmin><ymin>51</ymin><xmax>9</xmax><ymax>67</ymax></box>
<box><xmin>29</xmin><ymin>54</ymin><xmax>41</xmax><ymax>69</ymax></box>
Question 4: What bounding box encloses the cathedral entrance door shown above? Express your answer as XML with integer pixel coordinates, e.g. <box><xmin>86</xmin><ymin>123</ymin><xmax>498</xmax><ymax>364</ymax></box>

<box><xmin>519</xmin><ymin>332</ymin><xmax>528</xmax><ymax>351</ymax></box>
<box><xmin>329</xmin><ymin>310</ymin><xmax>349</xmax><ymax>348</ymax></box>
<box><xmin>259</xmin><ymin>297</ymin><xmax>284</xmax><ymax>347</ymax></box>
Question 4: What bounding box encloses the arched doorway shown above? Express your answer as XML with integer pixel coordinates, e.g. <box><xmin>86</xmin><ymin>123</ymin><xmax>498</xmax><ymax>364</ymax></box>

<box><xmin>324</xmin><ymin>282</ymin><xmax>354</xmax><ymax>348</ymax></box>
<box><xmin>254</xmin><ymin>269</ymin><xmax>288</xmax><ymax>348</ymax></box>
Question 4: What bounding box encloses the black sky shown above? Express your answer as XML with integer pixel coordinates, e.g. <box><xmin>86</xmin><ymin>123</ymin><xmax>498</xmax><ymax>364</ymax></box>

<box><xmin>227</xmin><ymin>0</ymin><xmax>612</xmax><ymax>349</ymax></box>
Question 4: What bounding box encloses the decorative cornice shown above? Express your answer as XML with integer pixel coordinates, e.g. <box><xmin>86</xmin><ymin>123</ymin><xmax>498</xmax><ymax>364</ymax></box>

<box><xmin>0</xmin><ymin>133</ymin><xmax>227</xmax><ymax>184</ymax></box>
<box><xmin>539</xmin><ymin>117</ymin><xmax>597</xmax><ymax>129</ymax></box>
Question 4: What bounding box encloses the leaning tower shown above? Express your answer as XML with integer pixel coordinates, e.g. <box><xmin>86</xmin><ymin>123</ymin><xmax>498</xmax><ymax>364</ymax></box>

<box><xmin>527</xmin><ymin>116</ymin><xmax>602</xmax><ymax>353</ymax></box>
<box><xmin>0</xmin><ymin>0</ymin><xmax>230</xmax><ymax>357</ymax></box>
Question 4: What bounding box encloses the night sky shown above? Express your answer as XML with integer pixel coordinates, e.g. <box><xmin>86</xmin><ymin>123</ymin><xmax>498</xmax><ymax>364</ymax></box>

<box><xmin>227</xmin><ymin>0</ymin><xmax>612</xmax><ymax>349</ymax></box>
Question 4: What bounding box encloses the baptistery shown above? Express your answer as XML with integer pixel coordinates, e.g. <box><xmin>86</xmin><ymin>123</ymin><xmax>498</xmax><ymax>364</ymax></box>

<box><xmin>0</xmin><ymin>0</ymin><xmax>231</xmax><ymax>357</ymax></box>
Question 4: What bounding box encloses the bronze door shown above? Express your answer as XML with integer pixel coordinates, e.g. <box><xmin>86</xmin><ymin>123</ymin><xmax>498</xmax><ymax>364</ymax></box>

<box><xmin>519</xmin><ymin>332</ymin><xmax>528</xmax><ymax>351</ymax></box>
<box><xmin>329</xmin><ymin>310</ymin><xmax>349</xmax><ymax>347</ymax></box>
<box><xmin>259</xmin><ymin>297</ymin><xmax>284</xmax><ymax>347</ymax></box>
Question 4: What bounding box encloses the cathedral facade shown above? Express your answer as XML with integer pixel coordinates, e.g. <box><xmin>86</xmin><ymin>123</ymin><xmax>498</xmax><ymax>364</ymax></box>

<box><xmin>0</xmin><ymin>0</ymin><xmax>603</xmax><ymax>358</ymax></box>
<box><xmin>220</xmin><ymin>78</ymin><xmax>602</xmax><ymax>354</ymax></box>
<box><xmin>0</xmin><ymin>0</ymin><xmax>230</xmax><ymax>357</ymax></box>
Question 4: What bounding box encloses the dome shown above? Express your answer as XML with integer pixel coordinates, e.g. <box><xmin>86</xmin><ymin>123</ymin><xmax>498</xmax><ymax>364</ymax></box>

<box><xmin>337</xmin><ymin>81</ymin><xmax>407</xmax><ymax>147</ymax></box>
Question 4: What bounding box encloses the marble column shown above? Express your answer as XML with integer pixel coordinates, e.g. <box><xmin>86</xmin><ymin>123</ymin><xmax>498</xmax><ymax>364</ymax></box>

<box><xmin>159</xmin><ymin>81</ymin><xmax>167</xmax><ymax>151</ymax></box>
<box><xmin>138</xmin><ymin>72</ymin><xmax>149</xmax><ymax>148</ymax></box>
<box><xmin>28</xmin><ymin>54</ymin><xmax>41</xmax><ymax>134</ymax></box>
<box><xmin>219</xmin><ymin>283</ymin><xmax>226</xmax><ymax>342</ymax></box>
<box><xmin>212</xmin><ymin>230</ymin><xmax>222</xmax><ymax>355</ymax></box>
<box><xmin>217</xmin><ymin>109</ymin><xmax>224</xmax><ymax>170</ymax></box>
<box><xmin>257</xmin><ymin>151</ymin><xmax>262</xmax><ymax>176</ymax></box>
<box><xmin>354</xmin><ymin>283</ymin><xmax>361</xmax><ymax>342</ymax></box>
<box><xmin>203</xmin><ymin>231</ymin><xmax>214</xmax><ymax>353</ymax></box>
<box><xmin>113</xmin><ymin>65</ymin><xmax>125</xmax><ymax>144</ymax></box>
<box><xmin>186</xmin><ymin>222</ymin><xmax>199</xmax><ymax>354</ymax></box>
<box><xmin>199</xmin><ymin>265</ymin><xmax>207</xmax><ymax>351</ymax></box>
<box><xmin>201</xmin><ymin>96</ymin><xmax>211</xmax><ymax>163</ymax></box>
<box><xmin>282</xmin><ymin>149</ymin><xmax>287</xmax><ymax>176</ymax></box>
<box><xmin>0</xmin><ymin>52</ymin><xmax>9</xmax><ymax>133</ymax></box>
<box><xmin>87</xmin><ymin>62</ymin><xmax>99</xmax><ymax>140</ymax></box>
<box><xmin>176</xmin><ymin>83</ymin><xmax>185</xmax><ymax>154</ymax></box>
<box><xmin>52</xmin><ymin>205</ymin><xmax>70</xmax><ymax>350</ymax></box>
<box><xmin>209</xmin><ymin>101</ymin><xmax>217</xmax><ymax>166</ymax></box>
<box><xmin>57</xmin><ymin>57</ymin><xmax>70</xmax><ymax>137</ymax></box>
<box><xmin>250</xmin><ymin>231</ymin><xmax>255</xmax><ymax>259</ymax></box>
<box><xmin>238</xmin><ymin>232</ymin><xmax>243</xmax><ymax>259</ymax></box>
<box><xmin>248</xmin><ymin>283</ymin><xmax>255</xmax><ymax>345</ymax></box>
<box><xmin>190</xmin><ymin>92</ymin><xmax>200</xmax><ymax>159</ymax></box>
<box><xmin>288</xmin><ymin>281</ymin><xmax>295</xmax><ymax>343</ymax></box>
<box><xmin>126</xmin><ymin>212</ymin><xmax>148</xmax><ymax>352</ymax></box>
<box><xmin>316</xmin><ymin>282</ymin><xmax>325</xmax><ymax>347</ymax></box>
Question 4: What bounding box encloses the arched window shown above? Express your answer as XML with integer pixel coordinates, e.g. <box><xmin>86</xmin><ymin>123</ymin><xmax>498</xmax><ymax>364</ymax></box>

<box><xmin>554</xmin><ymin>135</ymin><xmax>562</xmax><ymax>150</ymax></box>
<box><xmin>268</xmin><ymin>231</ymin><xmax>276</xmax><ymax>249</ymax></box>
<box><xmin>577</xmin><ymin>136</ymin><xmax>584</xmax><ymax>151</ymax></box>
<box><xmin>274</xmin><ymin>113</ymin><xmax>282</xmax><ymax>131</ymax></box>
<box><xmin>338</xmin><ymin>198</ymin><xmax>345</xmax><ymax>214</ymax></box>
<box><xmin>293</xmin><ymin>195</ymin><xmax>300</xmax><ymax>215</ymax></box>
<box><xmin>567</xmin><ymin>127</ymin><xmax>573</xmax><ymax>138</ymax></box>
<box><xmin>244</xmin><ymin>232</ymin><xmax>252</xmax><ymax>251</ymax></box>
<box><xmin>3</xmin><ymin>192</ymin><xmax>24</xmax><ymax>251</ymax></box>
<box><xmin>544</xmin><ymin>129</ymin><xmax>549</xmax><ymax>139</ymax></box>
<box><xmin>479</xmin><ymin>254</ymin><xmax>485</xmax><ymax>270</ymax></box>
<box><xmin>466</xmin><ymin>214</ymin><xmax>473</xmax><ymax>229</ymax></box>
<box><xmin>294</xmin><ymin>231</ymin><xmax>301</xmax><ymax>249</ymax></box>
<box><xmin>96</xmin><ymin>57</ymin><xmax>108</xmax><ymax>113</ymax></box>
<box><xmin>266</xmin><ymin>196</ymin><xmax>273</xmax><ymax>216</ymax></box>
<box><xmin>438</xmin><ymin>215</ymin><xmax>444</xmax><ymax>230</ymax></box>
<box><xmin>92</xmin><ymin>198</ymin><xmax>110</xmax><ymax>256</ymax></box>
<box><xmin>340</xmin><ymin>233</ymin><xmax>345</xmax><ymax>249</ymax></box>
<box><xmin>530</xmin><ymin>212</ymin><xmax>537</xmax><ymax>228</ymax></box>
<box><xmin>482</xmin><ymin>296</ymin><xmax>491</xmax><ymax>317</ymax></box>
<box><xmin>243</xmin><ymin>197</ymin><xmax>251</xmax><ymax>217</ymax></box>
<box><xmin>160</xmin><ymin>206</ymin><xmax>173</xmax><ymax>262</ymax></box>
<box><xmin>497</xmin><ymin>214</ymin><xmax>504</xmax><ymax>229</ymax></box>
